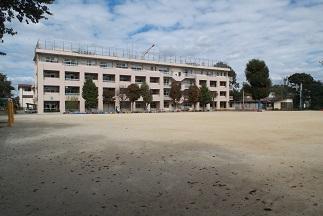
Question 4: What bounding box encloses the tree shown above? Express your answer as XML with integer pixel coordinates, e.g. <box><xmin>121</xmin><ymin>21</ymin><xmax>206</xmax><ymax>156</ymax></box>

<box><xmin>288</xmin><ymin>73</ymin><xmax>323</xmax><ymax>109</ymax></box>
<box><xmin>140</xmin><ymin>82</ymin><xmax>152</xmax><ymax>111</ymax></box>
<box><xmin>82</xmin><ymin>79</ymin><xmax>98</xmax><ymax>110</ymax></box>
<box><xmin>270</xmin><ymin>79</ymin><xmax>293</xmax><ymax>101</ymax></box>
<box><xmin>126</xmin><ymin>83</ymin><xmax>141</xmax><ymax>112</ymax></box>
<box><xmin>169</xmin><ymin>81</ymin><xmax>182</xmax><ymax>110</ymax></box>
<box><xmin>199</xmin><ymin>84</ymin><xmax>212</xmax><ymax>111</ymax></box>
<box><xmin>309</xmin><ymin>81</ymin><xmax>323</xmax><ymax>110</ymax></box>
<box><xmin>186</xmin><ymin>85</ymin><xmax>200</xmax><ymax>111</ymax></box>
<box><xmin>0</xmin><ymin>72</ymin><xmax>14</xmax><ymax>97</ymax></box>
<box><xmin>1</xmin><ymin>0</ymin><xmax>54</xmax><ymax>41</ymax></box>
<box><xmin>245</xmin><ymin>59</ymin><xmax>271</xmax><ymax>100</ymax></box>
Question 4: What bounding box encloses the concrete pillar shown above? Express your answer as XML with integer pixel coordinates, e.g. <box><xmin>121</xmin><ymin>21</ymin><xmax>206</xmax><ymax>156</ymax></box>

<box><xmin>37</xmin><ymin>64</ymin><xmax>44</xmax><ymax>114</ymax></box>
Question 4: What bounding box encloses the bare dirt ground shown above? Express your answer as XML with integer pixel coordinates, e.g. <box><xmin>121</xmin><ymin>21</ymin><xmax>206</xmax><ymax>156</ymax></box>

<box><xmin>0</xmin><ymin>111</ymin><xmax>323</xmax><ymax>216</ymax></box>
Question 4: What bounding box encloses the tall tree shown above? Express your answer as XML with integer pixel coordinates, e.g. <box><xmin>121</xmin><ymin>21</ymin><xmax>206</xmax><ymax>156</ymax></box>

<box><xmin>186</xmin><ymin>85</ymin><xmax>200</xmax><ymax>111</ymax></box>
<box><xmin>309</xmin><ymin>81</ymin><xmax>323</xmax><ymax>110</ymax></box>
<box><xmin>140</xmin><ymin>82</ymin><xmax>152</xmax><ymax>111</ymax></box>
<box><xmin>126</xmin><ymin>83</ymin><xmax>141</xmax><ymax>112</ymax></box>
<box><xmin>1</xmin><ymin>0</ymin><xmax>54</xmax><ymax>41</ymax></box>
<box><xmin>245</xmin><ymin>59</ymin><xmax>271</xmax><ymax>100</ymax></box>
<box><xmin>199</xmin><ymin>84</ymin><xmax>212</xmax><ymax>111</ymax></box>
<box><xmin>169</xmin><ymin>81</ymin><xmax>182</xmax><ymax>110</ymax></box>
<box><xmin>82</xmin><ymin>79</ymin><xmax>98</xmax><ymax>110</ymax></box>
<box><xmin>288</xmin><ymin>73</ymin><xmax>322</xmax><ymax>109</ymax></box>
<box><xmin>0</xmin><ymin>72</ymin><xmax>14</xmax><ymax>97</ymax></box>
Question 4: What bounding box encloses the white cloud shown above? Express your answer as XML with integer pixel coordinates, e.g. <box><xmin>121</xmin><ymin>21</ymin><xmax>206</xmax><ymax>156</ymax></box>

<box><xmin>1</xmin><ymin>0</ymin><xmax>323</xmax><ymax>86</ymax></box>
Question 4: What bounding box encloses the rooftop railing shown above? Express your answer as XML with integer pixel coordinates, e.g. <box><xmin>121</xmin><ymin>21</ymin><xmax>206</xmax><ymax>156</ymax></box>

<box><xmin>36</xmin><ymin>40</ymin><xmax>223</xmax><ymax>68</ymax></box>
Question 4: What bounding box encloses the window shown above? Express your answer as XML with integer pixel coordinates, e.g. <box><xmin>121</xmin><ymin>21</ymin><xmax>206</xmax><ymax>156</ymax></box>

<box><xmin>135</xmin><ymin>76</ymin><xmax>145</xmax><ymax>83</ymax></box>
<box><xmin>44</xmin><ymin>101</ymin><xmax>59</xmax><ymax>112</ymax></box>
<box><xmin>45</xmin><ymin>56</ymin><xmax>58</xmax><ymax>63</ymax></box>
<box><xmin>65</xmin><ymin>71</ymin><xmax>79</xmax><ymax>80</ymax></box>
<box><xmin>210</xmin><ymin>81</ymin><xmax>217</xmax><ymax>87</ymax></box>
<box><xmin>220</xmin><ymin>91</ymin><xmax>226</xmax><ymax>97</ymax></box>
<box><xmin>151</xmin><ymin>89</ymin><xmax>160</xmax><ymax>95</ymax></box>
<box><xmin>220</xmin><ymin>101</ymin><xmax>227</xmax><ymax>108</ymax></box>
<box><xmin>100</xmin><ymin>62</ymin><xmax>113</xmax><ymax>68</ymax></box>
<box><xmin>164</xmin><ymin>89</ymin><xmax>170</xmax><ymax>96</ymax></box>
<box><xmin>86</xmin><ymin>60</ymin><xmax>96</xmax><ymax>66</ymax></box>
<box><xmin>159</xmin><ymin>67</ymin><xmax>169</xmax><ymax>72</ymax></box>
<box><xmin>85</xmin><ymin>73</ymin><xmax>98</xmax><ymax>80</ymax></box>
<box><xmin>44</xmin><ymin>85</ymin><xmax>59</xmax><ymax>93</ymax></box>
<box><xmin>150</xmin><ymin>102</ymin><xmax>157</xmax><ymax>109</ymax></box>
<box><xmin>131</xmin><ymin>64</ymin><xmax>142</xmax><ymax>71</ymax></box>
<box><xmin>103</xmin><ymin>74</ymin><xmax>115</xmax><ymax>82</ymax></box>
<box><xmin>64</xmin><ymin>59</ymin><xmax>78</xmax><ymax>66</ymax></box>
<box><xmin>199</xmin><ymin>80</ymin><xmax>207</xmax><ymax>86</ymax></box>
<box><xmin>116</xmin><ymin>62</ymin><xmax>128</xmax><ymax>69</ymax></box>
<box><xmin>65</xmin><ymin>86</ymin><xmax>80</xmax><ymax>95</ymax></box>
<box><xmin>164</xmin><ymin>101</ymin><xmax>169</xmax><ymax>108</ymax></box>
<box><xmin>164</xmin><ymin>78</ymin><xmax>170</xmax><ymax>86</ymax></box>
<box><xmin>120</xmin><ymin>75</ymin><xmax>131</xmax><ymax>82</ymax></box>
<box><xmin>184</xmin><ymin>69</ymin><xmax>193</xmax><ymax>77</ymax></box>
<box><xmin>44</xmin><ymin>70</ymin><xmax>59</xmax><ymax>78</ymax></box>
<box><xmin>150</xmin><ymin>77</ymin><xmax>160</xmax><ymax>83</ymax></box>
<box><xmin>136</xmin><ymin>102</ymin><xmax>144</xmax><ymax>109</ymax></box>
<box><xmin>220</xmin><ymin>81</ymin><xmax>226</xmax><ymax>87</ymax></box>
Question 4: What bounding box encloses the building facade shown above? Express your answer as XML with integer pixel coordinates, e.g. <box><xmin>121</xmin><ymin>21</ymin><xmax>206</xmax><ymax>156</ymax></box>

<box><xmin>18</xmin><ymin>84</ymin><xmax>35</xmax><ymax>109</ymax></box>
<box><xmin>34</xmin><ymin>40</ymin><xmax>233</xmax><ymax>114</ymax></box>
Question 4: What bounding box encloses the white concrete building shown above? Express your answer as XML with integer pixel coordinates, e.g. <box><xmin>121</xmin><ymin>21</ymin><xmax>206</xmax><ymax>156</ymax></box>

<box><xmin>34</xmin><ymin>40</ymin><xmax>233</xmax><ymax>114</ymax></box>
<box><xmin>18</xmin><ymin>84</ymin><xmax>35</xmax><ymax>109</ymax></box>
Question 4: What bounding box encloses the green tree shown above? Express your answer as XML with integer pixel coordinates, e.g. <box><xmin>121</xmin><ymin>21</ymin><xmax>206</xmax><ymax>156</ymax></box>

<box><xmin>169</xmin><ymin>81</ymin><xmax>182</xmax><ymax>110</ymax></box>
<box><xmin>245</xmin><ymin>59</ymin><xmax>272</xmax><ymax>100</ymax></box>
<box><xmin>0</xmin><ymin>72</ymin><xmax>14</xmax><ymax>97</ymax></box>
<box><xmin>140</xmin><ymin>82</ymin><xmax>152</xmax><ymax>111</ymax></box>
<box><xmin>82</xmin><ymin>79</ymin><xmax>98</xmax><ymax>110</ymax></box>
<box><xmin>126</xmin><ymin>83</ymin><xmax>141</xmax><ymax>112</ymax></box>
<box><xmin>270</xmin><ymin>78</ymin><xmax>293</xmax><ymax>101</ymax></box>
<box><xmin>288</xmin><ymin>73</ymin><xmax>323</xmax><ymax>109</ymax></box>
<box><xmin>187</xmin><ymin>85</ymin><xmax>200</xmax><ymax>111</ymax></box>
<box><xmin>199</xmin><ymin>84</ymin><xmax>212</xmax><ymax>111</ymax></box>
<box><xmin>1</xmin><ymin>0</ymin><xmax>54</xmax><ymax>41</ymax></box>
<box><xmin>309</xmin><ymin>81</ymin><xmax>323</xmax><ymax>110</ymax></box>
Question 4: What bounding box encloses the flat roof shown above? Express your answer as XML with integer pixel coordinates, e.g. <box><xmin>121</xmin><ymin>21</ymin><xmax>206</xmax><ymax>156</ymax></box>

<box><xmin>35</xmin><ymin>40</ymin><xmax>230</xmax><ymax>71</ymax></box>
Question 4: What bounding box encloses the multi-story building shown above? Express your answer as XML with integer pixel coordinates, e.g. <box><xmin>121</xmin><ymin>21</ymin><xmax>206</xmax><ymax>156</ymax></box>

<box><xmin>18</xmin><ymin>84</ymin><xmax>35</xmax><ymax>109</ymax></box>
<box><xmin>34</xmin><ymin>40</ymin><xmax>233</xmax><ymax>114</ymax></box>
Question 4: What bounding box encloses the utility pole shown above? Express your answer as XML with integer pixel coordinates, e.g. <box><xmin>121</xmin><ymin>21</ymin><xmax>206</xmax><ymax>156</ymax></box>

<box><xmin>299</xmin><ymin>82</ymin><xmax>303</xmax><ymax>110</ymax></box>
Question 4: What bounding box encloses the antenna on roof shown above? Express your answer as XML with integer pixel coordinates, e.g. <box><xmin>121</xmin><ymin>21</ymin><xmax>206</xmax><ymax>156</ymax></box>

<box><xmin>142</xmin><ymin>44</ymin><xmax>155</xmax><ymax>58</ymax></box>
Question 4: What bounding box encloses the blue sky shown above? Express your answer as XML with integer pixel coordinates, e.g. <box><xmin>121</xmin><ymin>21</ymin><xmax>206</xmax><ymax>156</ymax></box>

<box><xmin>1</xmin><ymin>0</ymin><xmax>323</xmax><ymax>91</ymax></box>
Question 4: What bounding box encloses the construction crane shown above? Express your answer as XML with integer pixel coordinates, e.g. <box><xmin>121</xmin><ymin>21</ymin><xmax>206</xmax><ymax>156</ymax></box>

<box><xmin>142</xmin><ymin>44</ymin><xmax>155</xmax><ymax>58</ymax></box>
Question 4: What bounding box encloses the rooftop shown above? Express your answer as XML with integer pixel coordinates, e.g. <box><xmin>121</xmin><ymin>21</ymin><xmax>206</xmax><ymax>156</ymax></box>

<box><xmin>36</xmin><ymin>40</ymin><xmax>227</xmax><ymax>69</ymax></box>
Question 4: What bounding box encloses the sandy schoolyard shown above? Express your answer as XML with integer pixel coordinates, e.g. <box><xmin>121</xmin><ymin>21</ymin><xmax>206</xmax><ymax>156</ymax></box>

<box><xmin>0</xmin><ymin>111</ymin><xmax>322</xmax><ymax>215</ymax></box>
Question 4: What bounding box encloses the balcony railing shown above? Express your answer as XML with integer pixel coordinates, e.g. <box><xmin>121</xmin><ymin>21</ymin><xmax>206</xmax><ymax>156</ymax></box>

<box><xmin>65</xmin><ymin>93</ymin><xmax>80</xmax><ymax>96</ymax></box>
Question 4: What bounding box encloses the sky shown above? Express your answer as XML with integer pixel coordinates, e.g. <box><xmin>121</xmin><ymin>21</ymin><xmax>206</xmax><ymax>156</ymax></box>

<box><xmin>1</xmin><ymin>0</ymin><xmax>323</xmax><ymax>90</ymax></box>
